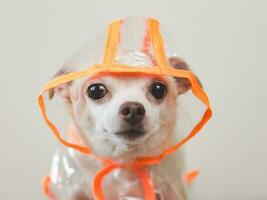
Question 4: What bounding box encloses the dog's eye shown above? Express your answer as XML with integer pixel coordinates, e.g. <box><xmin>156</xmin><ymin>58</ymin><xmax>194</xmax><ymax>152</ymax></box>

<box><xmin>150</xmin><ymin>81</ymin><xmax>167</xmax><ymax>100</ymax></box>
<box><xmin>87</xmin><ymin>83</ymin><xmax>107</xmax><ymax>100</ymax></box>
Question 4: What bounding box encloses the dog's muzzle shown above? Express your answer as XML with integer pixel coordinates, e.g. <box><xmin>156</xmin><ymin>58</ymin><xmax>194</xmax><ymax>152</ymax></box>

<box><xmin>116</xmin><ymin>127</ymin><xmax>145</xmax><ymax>140</ymax></box>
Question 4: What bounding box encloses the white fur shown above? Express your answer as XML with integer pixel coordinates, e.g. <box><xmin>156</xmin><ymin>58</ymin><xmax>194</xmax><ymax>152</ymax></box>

<box><xmin>50</xmin><ymin>75</ymin><xmax>187</xmax><ymax>200</ymax></box>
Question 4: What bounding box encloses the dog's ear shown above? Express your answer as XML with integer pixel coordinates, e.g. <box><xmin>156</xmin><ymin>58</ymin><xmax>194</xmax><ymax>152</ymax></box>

<box><xmin>169</xmin><ymin>57</ymin><xmax>202</xmax><ymax>94</ymax></box>
<box><xmin>48</xmin><ymin>67</ymin><xmax>73</xmax><ymax>100</ymax></box>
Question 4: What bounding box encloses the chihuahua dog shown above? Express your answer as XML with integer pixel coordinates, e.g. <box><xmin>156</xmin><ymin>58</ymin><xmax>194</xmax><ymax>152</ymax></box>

<box><xmin>48</xmin><ymin>56</ymin><xmax>195</xmax><ymax>200</ymax></box>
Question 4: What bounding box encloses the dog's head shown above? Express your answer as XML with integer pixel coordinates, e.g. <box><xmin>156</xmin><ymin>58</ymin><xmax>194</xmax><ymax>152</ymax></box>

<box><xmin>49</xmin><ymin>57</ymin><xmax>198</xmax><ymax>160</ymax></box>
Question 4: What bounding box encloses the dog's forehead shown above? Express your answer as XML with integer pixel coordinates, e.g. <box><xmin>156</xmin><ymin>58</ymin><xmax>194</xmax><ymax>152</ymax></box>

<box><xmin>100</xmin><ymin>76</ymin><xmax>153</xmax><ymax>86</ymax></box>
<box><xmin>70</xmin><ymin>75</ymin><xmax>176</xmax><ymax>94</ymax></box>
<box><xmin>100</xmin><ymin>75</ymin><xmax>176</xmax><ymax>87</ymax></box>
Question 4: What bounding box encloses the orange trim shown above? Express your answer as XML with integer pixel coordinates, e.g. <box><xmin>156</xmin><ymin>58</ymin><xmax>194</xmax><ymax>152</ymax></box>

<box><xmin>136</xmin><ymin>167</ymin><xmax>156</xmax><ymax>200</ymax></box>
<box><xmin>39</xmin><ymin>18</ymin><xmax>212</xmax><ymax>200</ymax></box>
<box><xmin>184</xmin><ymin>170</ymin><xmax>199</xmax><ymax>184</ymax></box>
<box><xmin>102</xmin><ymin>20</ymin><xmax>122</xmax><ymax>65</ymax></box>
<box><xmin>38</xmin><ymin>96</ymin><xmax>91</xmax><ymax>154</ymax></box>
<box><xmin>148</xmin><ymin>18</ymin><xmax>169</xmax><ymax>68</ymax></box>
<box><xmin>93</xmin><ymin>163</ymin><xmax>123</xmax><ymax>200</ymax></box>
<box><xmin>43</xmin><ymin>176</ymin><xmax>57</xmax><ymax>200</ymax></box>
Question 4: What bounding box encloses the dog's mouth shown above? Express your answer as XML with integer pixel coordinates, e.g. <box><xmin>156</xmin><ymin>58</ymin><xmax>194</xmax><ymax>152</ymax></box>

<box><xmin>116</xmin><ymin>127</ymin><xmax>146</xmax><ymax>140</ymax></box>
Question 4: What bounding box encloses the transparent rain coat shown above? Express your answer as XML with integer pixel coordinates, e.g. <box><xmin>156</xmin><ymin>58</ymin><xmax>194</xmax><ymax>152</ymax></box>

<box><xmin>38</xmin><ymin>17</ymin><xmax>212</xmax><ymax>200</ymax></box>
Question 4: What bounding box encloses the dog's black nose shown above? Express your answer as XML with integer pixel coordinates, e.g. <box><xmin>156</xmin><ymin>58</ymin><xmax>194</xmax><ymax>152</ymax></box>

<box><xmin>119</xmin><ymin>102</ymin><xmax>145</xmax><ymax>125</ymax></box>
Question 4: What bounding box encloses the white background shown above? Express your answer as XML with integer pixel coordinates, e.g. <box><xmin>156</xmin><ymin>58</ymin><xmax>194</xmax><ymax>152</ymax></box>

<box><xmin>0</xmin><ymin>0</ymin><xmax>266</xmax><ymax>199</ymax></box>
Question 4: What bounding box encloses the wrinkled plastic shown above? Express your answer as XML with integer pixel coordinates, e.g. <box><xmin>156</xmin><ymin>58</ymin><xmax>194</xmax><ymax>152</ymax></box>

<box><xmin>48</xmin><ymin>147</ymin><xmax>187</xmax><ymax>200</ymax></box>
<box><xmin>38</xmin><ymin>16</ymin><xmax>212</xmax><ymax>200</ymax></box>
